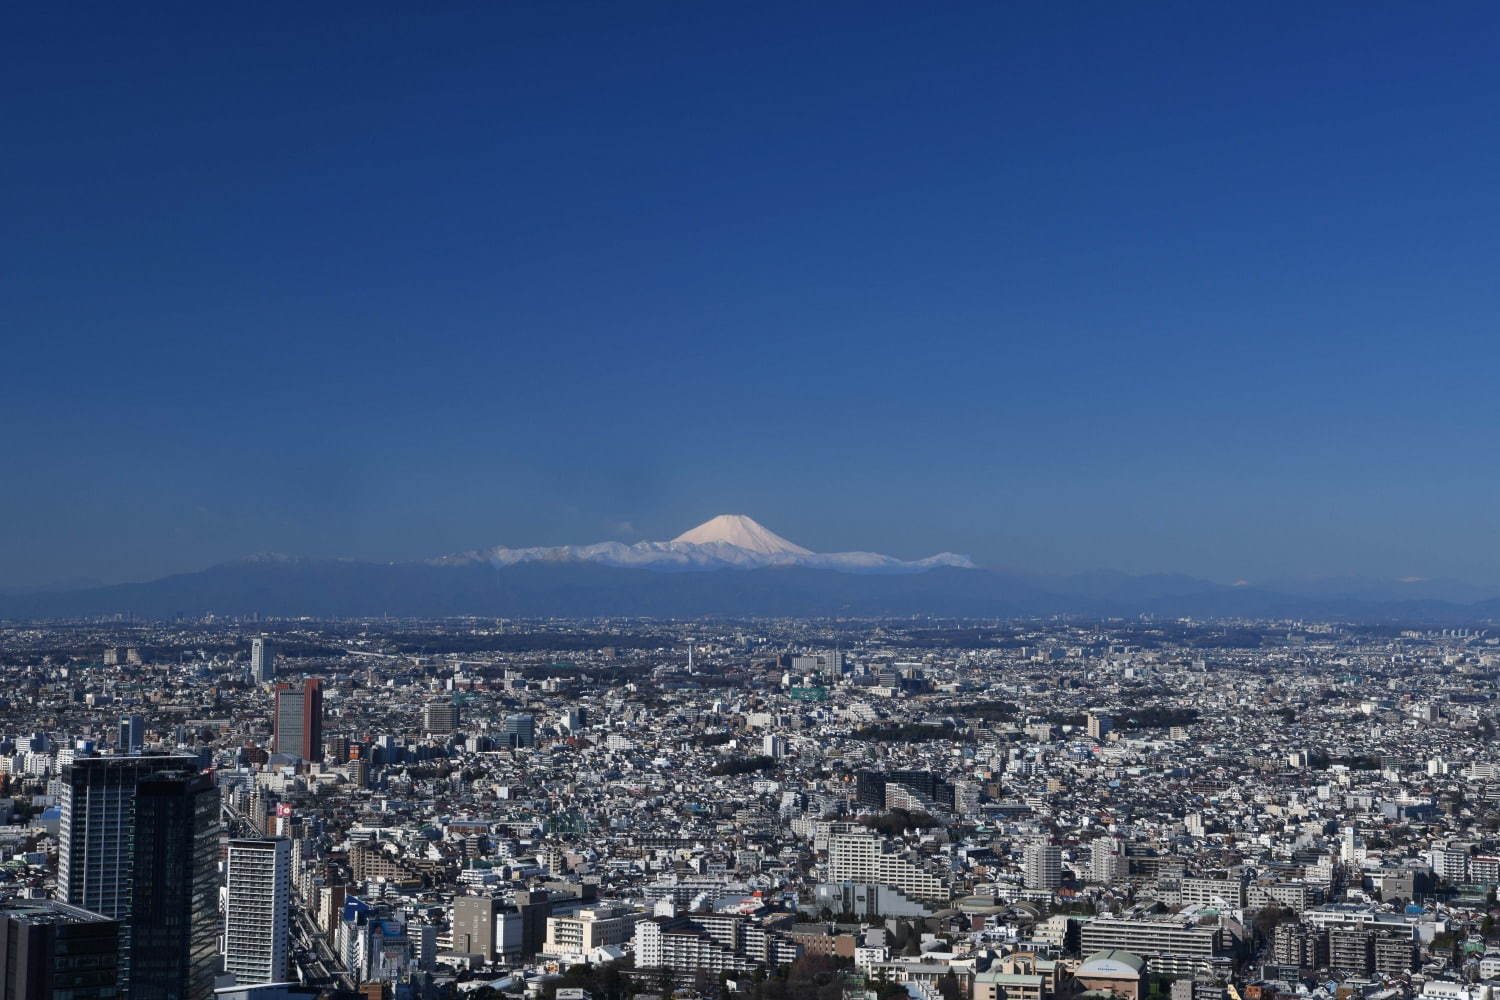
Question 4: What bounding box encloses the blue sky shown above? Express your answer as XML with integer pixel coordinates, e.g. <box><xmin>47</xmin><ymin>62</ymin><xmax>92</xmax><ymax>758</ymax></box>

<box><xmin>4</xmin><ymin>3</ymin><xmax>1500</xmax><ymax>588</ymax></box>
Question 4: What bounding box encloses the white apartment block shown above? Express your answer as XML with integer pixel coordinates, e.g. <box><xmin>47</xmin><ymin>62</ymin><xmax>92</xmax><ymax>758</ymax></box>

<box><xmin>827</xmin><ymin>830</ymin><xmax>949</xmax><ymax>903</ymax></box>
<box><xmin>544</xmin><ymin>905</ymin><xmax>641</xmax><ymax>958</ymax></box>
<box><xmin>224</xmin><ymin>838</ymin><xmax>292</xmax><ymax>984</ymax></box>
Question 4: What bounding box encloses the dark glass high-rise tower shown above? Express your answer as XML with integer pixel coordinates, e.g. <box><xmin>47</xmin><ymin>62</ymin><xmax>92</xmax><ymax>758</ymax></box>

<box><xmin>59</xmin><ymin>757</ymin><xmax>220</xmax><ymax>1000</ymax></box>
<box><xmin>126</xmin><ymin>772</ymin><xmax>219</xmax><ymax>1000</ymax></box>
<box><xmin>0</xmin><ymin>899</ymin><xmax>119</xmax><ymax>1000</ymax></box>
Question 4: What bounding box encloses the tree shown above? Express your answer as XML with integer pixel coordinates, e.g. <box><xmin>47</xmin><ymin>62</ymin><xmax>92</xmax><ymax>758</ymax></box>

<box><xmin>939</xmin><ymin>972</ymin><xmax>962</xmax><ymax>1000</ymax></box>
<box><xmin>1251</xmin><ymin>905</ymin><xmax>1298</xmax><ymax>941</ymax></box>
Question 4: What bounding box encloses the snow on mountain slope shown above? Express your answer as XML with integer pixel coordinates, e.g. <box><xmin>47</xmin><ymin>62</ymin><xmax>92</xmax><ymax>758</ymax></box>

<box><xmin>434</xmin><ymin>514</ymin><xmax>975</xmax><ymax>574</ymax></box>
<box><xmin>671</xmin><ymin>514</ymin><xmax>813</xmax><ymax>555</ymax></box>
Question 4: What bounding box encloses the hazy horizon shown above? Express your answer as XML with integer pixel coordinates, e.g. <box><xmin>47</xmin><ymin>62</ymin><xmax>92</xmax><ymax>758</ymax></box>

<box><xmin>6</xmin><ymin>4</ymin><xmax>1500</xmax><ymax>590</ymax></box>
<box><xmin>6</xmin><ymin>509</ymin><xmax>1500</xmax><ymax>597</ymax></box>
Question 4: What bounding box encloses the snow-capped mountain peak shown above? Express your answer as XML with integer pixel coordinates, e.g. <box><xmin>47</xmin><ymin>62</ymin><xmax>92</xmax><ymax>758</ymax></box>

<box><xmin>670</xmin><ymin>514</ymin><xmax>812</xmax><ymax>556</ymax></box>
<box><xmin>436</xmin><ymin>515</ymin><xmax>975</xmax><ymax>574</ymax></box>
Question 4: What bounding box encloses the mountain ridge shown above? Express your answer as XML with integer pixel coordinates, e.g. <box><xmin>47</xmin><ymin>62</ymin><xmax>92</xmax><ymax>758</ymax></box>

<box><xmin>431</xmin><ymin>514</ymin><xmax>976</xmax><ymax>573</ymax></box>
<box><xmin>3</xmin><ymin>554</ymin><xmax>1500</xmax><ymax>623</ymax></box>
<box><xmin>3</xmin><ymin>515</ymin><xmax>1499</xmax><ymax>622</ymax></box>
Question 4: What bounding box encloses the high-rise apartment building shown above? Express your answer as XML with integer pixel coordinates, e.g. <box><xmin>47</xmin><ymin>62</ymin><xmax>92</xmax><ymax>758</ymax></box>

<box><xmin>422</xmin><ymin>701</ymin><xmax>459</xmax><ymax>735</ymax></box>
<box><xmin>826</xmin><ymin>829</ymin><xmax>949</xmax><ymax>903</ymax></box>
<box><xmin>1373</xmin><ymin>933</ymin><xmax>1416</xmax><ymax>975</ymax></box>
<box><xmin>273</xmin><ymin>679</ymin><xmax>323</xmax><ymax>761</ymax></box>
<box><xmin>1024</xmin><ymin>842</ymin><xmax>1063</xmax><ymax>891</ymax></box>
<box><xmin>1272</xmin><ymin>922</ymin><xmax>1327</xmax><ymax>970</ymax></box>
<box><xmin>251</xmin><ymin>638</ymin><xmax>275</xmax><ymax>684</ymax></box>
<box><xmin>1328</xmin><ymin>926</ymin><xmax>1373</xmax><ymax>975</ymax></box>
<box><xmin>1091</xmin><ymin>838</ymin><xmax>1126</xmax><ymax>885</ymax></box>
<box><xmin>0</xmin><ymin>900</ymin><xmax>119</xmax><ymax>1000</ymax></box>
<box><xmin>223</xmin><ymin>839</ymin><xmax>291</xmax><ymax>985</ymax></box>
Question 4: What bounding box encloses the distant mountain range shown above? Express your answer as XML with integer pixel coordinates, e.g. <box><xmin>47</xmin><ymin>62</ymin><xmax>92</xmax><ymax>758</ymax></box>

<box><xmin>434</xmin><ymin>513</ymin><xmax>974</xmax><ymax>573</ymax></box>
<box><xmin>2</xmin><ymin>514</ymin><xmax>1498</xmax><ymax>623</ymax></box>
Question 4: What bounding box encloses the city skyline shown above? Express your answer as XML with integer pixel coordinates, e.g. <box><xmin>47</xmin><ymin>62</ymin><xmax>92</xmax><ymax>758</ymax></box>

<box><xmin>11</xmin><ymin>7</ymin><xmax>1500</xmax><ymax>1000</ymax></box>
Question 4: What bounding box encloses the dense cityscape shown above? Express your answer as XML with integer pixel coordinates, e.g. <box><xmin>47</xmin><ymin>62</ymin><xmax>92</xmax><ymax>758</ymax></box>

<box><xmin>11</xmin><ymin>5</ymin><xmax>1498</xmax><ymax>1000</ymax></box>
<box><xmin>3</xmin><ymin>616</ymin><xmax>1500</xmax><ymax>1000</ymax></box>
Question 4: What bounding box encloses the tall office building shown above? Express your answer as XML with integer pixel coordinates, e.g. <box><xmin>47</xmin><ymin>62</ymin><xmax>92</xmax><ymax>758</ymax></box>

<box><xmin>60</xmin><ymin>756</ymin><xmax>200</xmax><ymax>920</ymax></box>
<box><xmin>273</xmin><ymin>679</ymin><xmax>323</xmax><ymax>761</ymax></box>
<box><xmin>422</xmin><ymin>701</ymin><xmax>460</xmax><ymax>735</ymax></box>
<box><xmin>1024</xmin><ymin>842</ymin><xmax>1063</xmax><ymax>891</ymax></box>
<box><xmin>118</xmin><ymin>716</ymin><xmax>144</xmax><ymax>753</ymax></box>
<box><xmin>0</xmin><ymin>899</ymin><xmax>120</xmax><ymax>1000</ymax></box>
<box><xmin>128</xmin><ymin>771</ymin><xmax>220</xmax><ymax>1000</ymax></box>
<box><xmin>501</xmin><ymin>714</ymin><xmax>535</xmax><ymax>749</ymax></box>
<box><xmin>59</xmin><ymin>757</ymin><xmax>219</xmax><ymax>1000</ymax></box>
<box><xmin>251</xmin><ymin>638</ymin><xmax>275</xmax><ymax>684</ymax></box>
<box><xmin>223</xmin><ymin>839</ymin><xmax>291</xmax><ymax>985</ymax></box>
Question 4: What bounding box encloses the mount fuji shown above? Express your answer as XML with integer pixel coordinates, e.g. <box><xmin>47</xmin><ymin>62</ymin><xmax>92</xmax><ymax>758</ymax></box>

<box><xmin>6</xmin><ymin>516</ymin><xmax>1500</xmax><ymax>620</ymax></box>
<box><xmin>435</xmin><ymin>514</ymin><xmax>976</xmax><ymax>573</ymax></box>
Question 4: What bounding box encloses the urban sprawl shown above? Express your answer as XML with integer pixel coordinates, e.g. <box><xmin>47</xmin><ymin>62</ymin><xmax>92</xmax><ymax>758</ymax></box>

<box><xmin>2</xmin><ymin>618</ymin><xmax>1498</xmax><ymax>1000</ymax></box>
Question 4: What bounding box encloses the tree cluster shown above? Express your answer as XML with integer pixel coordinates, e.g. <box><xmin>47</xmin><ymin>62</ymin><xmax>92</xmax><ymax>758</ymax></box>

<box><xmin>708</xmin><ymin>755</ymin><xmax>777</xmax><ymax>776</ymax></box>
<box><xmin>850</xmin><ymin>723</ymin><xmax>968</xmax><ymax>743</ymax></box>
<box><xmin>859</xmin><ymin>809</ymin><xmax>941</xmax><ymax>836</ymax></box>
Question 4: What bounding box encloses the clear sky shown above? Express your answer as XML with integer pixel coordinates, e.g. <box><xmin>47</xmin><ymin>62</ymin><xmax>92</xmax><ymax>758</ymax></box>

<box><xmin>5</xmin><ymin>3</ymin><xmax>1500</xmax><ymax>589</ymax></box>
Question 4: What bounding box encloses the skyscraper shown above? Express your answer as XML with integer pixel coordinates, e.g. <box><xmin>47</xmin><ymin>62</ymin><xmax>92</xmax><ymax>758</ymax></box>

<box><xmin>0</xmin><ymin>899</ymin><xmax>119</xmax><ymax>1000</ymax></box>
<box><xmin>117</xmin><ymin>716</ymin><xmax>144</xmax><ymax>753</ymax></box>
<box><xmin>223</xmin><ymin>839</ymin><xmax>291</xmax><ymax>985</ymax></box>
<box><xmin>251</xmin><ymin>638</ymin><xmax>275</xmax><ymax>684</ymax></box>
<box><xmin>500</xmin><ymin>714</ymin><xmax>535</xmax><ymax>749</ymax></box>
<box><xmin>60</xmin><ymin>756</ymin><xmax>200</xmax><ymax>921</ymax></box>
<box><xmin>273</xmin><ymin>678</ymin><xmax>323</xmax><ymax>761</ymax></box>
<box><xmin>58</xmin><ymin>757</ymin><xmax>219</xmax><ymax>1000</ymax></box>
<box><xmin>127</xmin><ymin>771</ymin><xmax>219</xmax><ymax>1000</ymax></box>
